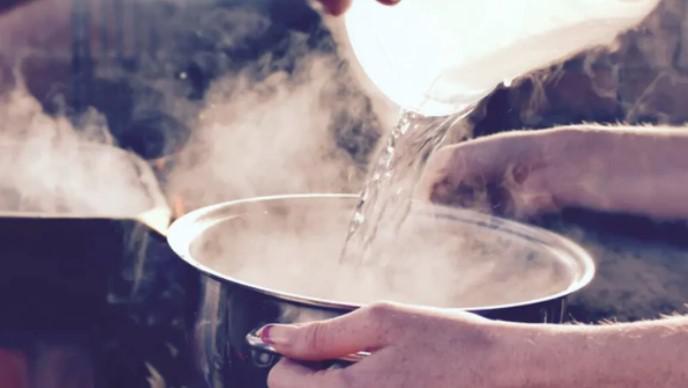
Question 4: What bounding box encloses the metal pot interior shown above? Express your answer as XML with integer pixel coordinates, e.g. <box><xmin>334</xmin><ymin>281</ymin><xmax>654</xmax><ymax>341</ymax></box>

<box><xmin>168</xmin><ymin>194</ymin><xmax>595</xmax><ymax>311</ymax></box>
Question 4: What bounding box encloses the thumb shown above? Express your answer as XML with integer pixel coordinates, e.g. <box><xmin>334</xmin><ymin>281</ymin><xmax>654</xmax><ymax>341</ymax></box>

<box><xmin>258</xmin><ymin>303</ymin><xmax>398</xmax><ymax>361</ymax></box>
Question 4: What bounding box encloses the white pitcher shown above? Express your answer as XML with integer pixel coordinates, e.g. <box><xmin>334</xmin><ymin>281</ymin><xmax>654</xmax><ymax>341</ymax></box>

<box><xmin>344</xmin><ymin>0</ymin><xmax>661</xmax><ymax>116</ymax></box>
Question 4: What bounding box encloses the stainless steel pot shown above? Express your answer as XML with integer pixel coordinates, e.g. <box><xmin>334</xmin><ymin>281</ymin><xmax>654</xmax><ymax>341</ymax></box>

<box><xmin>168</xmin><ymin>194</ymin><xmax>595</xmax><ymax>388</ymax></box>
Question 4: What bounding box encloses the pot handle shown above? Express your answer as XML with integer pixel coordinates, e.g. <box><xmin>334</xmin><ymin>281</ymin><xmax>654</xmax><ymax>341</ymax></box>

<box><xmin>245</xmin><ymin>330</ymin><xmax>370</xmax><ymax>363</ymax></box>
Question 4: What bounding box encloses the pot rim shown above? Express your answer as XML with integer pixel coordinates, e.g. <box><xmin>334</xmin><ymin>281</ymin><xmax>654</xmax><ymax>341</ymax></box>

<box><xmin>0</xmin><ymin>142</ymin><xmax>171</xmax><ymax>233</ymax></box>
<box><xmin>168</xmin><ymin>193</ymin><xmax>596</xmax><ymax>312</ymax></box>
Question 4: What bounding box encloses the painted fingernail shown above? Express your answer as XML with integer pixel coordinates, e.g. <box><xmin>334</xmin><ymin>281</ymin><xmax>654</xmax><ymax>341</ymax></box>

<box><xmin>257</xmin><ymin>325</ymin><xmax>275</xmax><ymax>345</ymax></box>
<box><xmin>257</xmin><ymin>324</ymin><xmax>296</xmax><ymax>346</ymax></box>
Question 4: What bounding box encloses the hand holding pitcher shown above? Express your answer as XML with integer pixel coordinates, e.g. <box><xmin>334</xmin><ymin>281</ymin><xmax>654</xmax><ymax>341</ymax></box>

<box><xmin>315</xmin><ymin>0</ymin><xmax>399</xmax><ymax>15</ymax></box>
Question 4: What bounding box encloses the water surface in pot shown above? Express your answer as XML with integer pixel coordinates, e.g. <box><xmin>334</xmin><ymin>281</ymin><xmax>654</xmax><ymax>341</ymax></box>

<box><xmin>177</xmin><ymin>195</ymin><xmax>592</xmax><ymax>309</ymax></box>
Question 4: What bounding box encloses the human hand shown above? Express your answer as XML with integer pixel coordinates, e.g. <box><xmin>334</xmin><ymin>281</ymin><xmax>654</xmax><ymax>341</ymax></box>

<box><xmin>316</xmin><ymin>0</ymin><xmax>400</xmax><ymax>16</ymax></box>
<box><xmin>261</xmin><ymin>302</ymin><xmax>688</xmax><ymax>388</ymax></box>
<box><xmin>261</xmin><ymin>302</ymin><xmax>525</xmax><ymax>388</ymax></box>
<box><xmin>418</xmin><ymin>125</ymin><xmax>688</xmax><ymax>221</ymax></box>
<box><xmin>416</xmin><ymin>129</ymin><xmax>571</xmax><ymax>219</ymax></box>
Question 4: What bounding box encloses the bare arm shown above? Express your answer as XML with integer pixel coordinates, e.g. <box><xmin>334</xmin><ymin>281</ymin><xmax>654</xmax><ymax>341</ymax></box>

<box><xmin>545</xmin><ymin>125</ymin><xmax>688</xmax><ymax>220</ymax></box>
<box><xmin>506</xmin><ymin>315</ymin><xmax>688</xmax><ymax>387</ymax></box>
<box><xmin>420</xmin><ymin>125</ymin><xmax>688</xmax><ymax>221</ymax></box>
<box><xmin>263</xmin><ymin>303</ymin><xmax>688</xmax><ymax>387</ymax></box>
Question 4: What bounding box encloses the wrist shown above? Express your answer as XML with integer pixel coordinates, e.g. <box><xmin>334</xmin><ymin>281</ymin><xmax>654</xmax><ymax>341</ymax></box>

<box><xmin>479</xmin><ymin>321</ymin><xmax>556</xmax><ymax>388</ymax></box>
<box><xmin>485</xmin><ymin>321</ymin><xmax>588</xmax><ymax>388</ymax></box>
<box><xmin>492</xmin><ymin>319</ymin><xmax>688</xmax><ymax>388</ymax></box>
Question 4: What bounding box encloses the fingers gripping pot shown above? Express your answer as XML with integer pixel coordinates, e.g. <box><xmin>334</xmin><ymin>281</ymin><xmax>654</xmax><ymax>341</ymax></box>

<box><xmin>167</xmin><ymin>194</ymin><xmax>595</xmax><ymax>388</ymax></box>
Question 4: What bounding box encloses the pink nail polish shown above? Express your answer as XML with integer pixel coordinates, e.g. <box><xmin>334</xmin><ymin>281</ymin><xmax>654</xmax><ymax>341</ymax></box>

<box><xmin>258</xmin><ymin>325</ymin><xmax>275</xmax><ymax>345</ymax></box>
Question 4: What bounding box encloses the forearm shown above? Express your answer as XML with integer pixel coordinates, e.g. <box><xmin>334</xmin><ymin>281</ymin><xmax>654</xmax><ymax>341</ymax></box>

<box><xmin>498</xmin><ymin>317</ymin><xmax>688</xmax><ymax>387</ymax></box>
<box><xmin>546</xmin><ymin>125</ymin><xmax>688</xmax><ymax>220</ymax></box>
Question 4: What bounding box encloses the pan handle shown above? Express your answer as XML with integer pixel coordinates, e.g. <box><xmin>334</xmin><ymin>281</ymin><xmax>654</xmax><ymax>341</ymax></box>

<box><xmin>245</xmin><ymin>330</ymin><xmax>370</xmax><ymax>364</ymax></box>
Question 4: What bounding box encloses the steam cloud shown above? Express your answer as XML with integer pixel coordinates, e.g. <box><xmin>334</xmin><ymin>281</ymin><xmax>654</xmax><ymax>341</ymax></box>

<box><xmin>146</xmin><ymin>1</ymin><xmax>384</xmax><ymax>210</ymax></box>
<box><xmin>0</xmin><ymin>0</ymin><xmax>382</xmax><ymax>218</ymax></box>
<box><xmin>0</xmin><ymin>84</ymin><xmax>165</xmax><ymax>217</ymax></box>
<box><xmin>166</xmin><ymin>53</ymin><xmax>371</xmax><ymax>208</ymax></box>
<box><xmin>192</xmin><ymin>197</ymin><xmax>574</xmax><ymax>308</ymax></box>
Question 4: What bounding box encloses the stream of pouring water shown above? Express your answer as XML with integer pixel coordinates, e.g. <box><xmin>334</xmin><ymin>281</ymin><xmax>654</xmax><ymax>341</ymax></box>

<box><xmin>341</xmin><ymin>109</ymin><xmax>469</xmax><ymax>265</ymax></box>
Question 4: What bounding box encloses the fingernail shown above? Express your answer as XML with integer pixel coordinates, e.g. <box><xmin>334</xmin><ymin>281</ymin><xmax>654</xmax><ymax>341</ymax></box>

<box><xmin>257</xmin><ymin>324</ymin><xmax>296</xmax><ymax>346</ymax></box>
<box><xmin>257</xmin><ymin>325</ymin><xmax>275</xmax><ymax>345</ymax></box>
